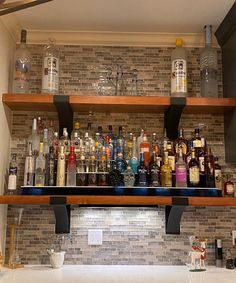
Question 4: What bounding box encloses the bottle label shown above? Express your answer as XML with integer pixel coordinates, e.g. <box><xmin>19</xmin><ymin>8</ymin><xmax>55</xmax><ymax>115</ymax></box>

<box><xmin>193</xmin><ymin>140</ymin><xmax>202</xmax><ymax>148</ymax></box>
<box><xmin>168</xmin><ymin>156</ymin><xmax>175</xmax><ymax>171</ymax></box>
<box><xmin>175</xmin><ymin>143</ymin><xmax>187</xmax><ymax>155</ymax></box>
<box><xmin>141</xmin><ymin>147</ymin><xmax>149</xmax><ymax>153</ymax></box>
<box><xmin>189</xmin><ymin>167</ymin><xmax>200</xmax><ymax>183</ymax></box>
<box><xmin>171</xmin><ymin>59</ymin><xmax>187</xmax><ymax>93</ymax></box>
<box><xmin>226</xmin><ymin>184</ymin><xmax>234</xmax><ymax>194</ymax></box>
<box><xmin>176</xmin><ymin>167</ymin><xmax>187</xmax><ymax>183</ymax></box>
<box><xmin>42</xmin><ymin>56</ymin><xmax>59</xmax><ymax>92</ymax></box>
<box><xmin>214</xmin><ymin>169</ymin><xmax>222</xmax><ymax>190</ymax></box>
<box><xmin>199</xmin><ymin>156</ymin><xmax>205</xmax><ymax>172</ymax></box>
<box><xmin>8</xmin><ymin>175</ymin><xmax>17</xmax><ymax>191</ymax></box>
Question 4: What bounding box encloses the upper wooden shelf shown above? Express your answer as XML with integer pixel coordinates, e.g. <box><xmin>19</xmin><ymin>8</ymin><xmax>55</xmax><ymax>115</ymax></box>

<box><xmin>2</xmin><ymin>93</ymin><xmax>236</xmax><ymax>114</ymax></box>
<box><xmin>0</xmin><ymin>195</ymin><xmax>236</xmax><ymax>206</ymax></box>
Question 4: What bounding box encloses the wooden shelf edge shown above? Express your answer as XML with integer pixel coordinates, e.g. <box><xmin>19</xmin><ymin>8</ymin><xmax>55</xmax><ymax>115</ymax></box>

<box><xmin>1</xmin><ymin>195</ymin><xmax>236</xmax><ymax>206</ymax></box>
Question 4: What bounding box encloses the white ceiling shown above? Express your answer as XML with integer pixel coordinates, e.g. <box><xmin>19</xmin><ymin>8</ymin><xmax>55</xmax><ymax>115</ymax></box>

<box><xmin>12</xmin><ymin>0</ymin><xmax>235</xmax><ymax>33</ymax></box>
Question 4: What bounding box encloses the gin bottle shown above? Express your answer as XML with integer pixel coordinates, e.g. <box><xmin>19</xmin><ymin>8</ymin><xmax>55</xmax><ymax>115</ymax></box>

<box><xmin>42</xmin><ymin>39</ymin><xmax>59</xmax><ymax>94</ymax></box>
<box><xmin>13</xmin><ymin>29</ymin><xmax>31</xmax><ymax>93</ymax></box>
<box><xmin>200</xmin><ymin>25</ymin><xmax>218</xmax><ymax>97</ymax></box>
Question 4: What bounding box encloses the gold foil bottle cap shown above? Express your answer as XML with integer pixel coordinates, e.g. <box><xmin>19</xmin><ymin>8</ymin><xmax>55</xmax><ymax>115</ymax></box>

<box><xmin>175</xmin><ymin>38</ymin><xmax>183</xmax><ymax>47</ymax></box>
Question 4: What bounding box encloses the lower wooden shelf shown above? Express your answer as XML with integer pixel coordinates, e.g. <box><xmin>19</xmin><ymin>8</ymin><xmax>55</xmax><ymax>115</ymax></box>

<box><xmin>0</xmin><ymin>195</ymin><xmax>236</xmax><ymax>206</ymax></box>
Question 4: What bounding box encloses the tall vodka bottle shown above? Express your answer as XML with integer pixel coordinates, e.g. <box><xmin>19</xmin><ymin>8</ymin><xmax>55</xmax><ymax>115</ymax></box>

<box><xmin>66</xmin><ymin>146</ymin><xmax>77</xmax><ymax>186</ymax></box>
<box><xmin>171</xmin><ymin>38</ymin><xmax>187</xmax><ymax>97</ymax></box>
<box><xmin>13</xmin><ymin>29</ymin><xmax>31</xmax><ymax>93</ymax></box>
<box><xmin>28</xmin><ymin>118</ymin><xmax>40</xmax><ymax>155</ymax></box>
<box><xmin>35</xmin><ymin>142</ymin><xmax>45</xmax><ymax>186</ymax></box>
<box><xmin>42</xmin><ymin>39</ymin><xmax>59</xmax><ymax>94</ymax></box>
<box><xmin>200</xmin><ymin>25</ymin><xmax>218</xmax><ymax>97</ymax></box>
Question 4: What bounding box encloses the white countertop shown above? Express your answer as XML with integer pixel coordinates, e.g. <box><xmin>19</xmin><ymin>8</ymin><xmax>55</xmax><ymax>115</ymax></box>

<box><xmin>0</xmin><ymin>265</ymin><xmax>235</xmax><ymax>283</ymax></box>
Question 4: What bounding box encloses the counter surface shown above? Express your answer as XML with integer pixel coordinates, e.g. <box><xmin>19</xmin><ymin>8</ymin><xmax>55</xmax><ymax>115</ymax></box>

<box><xmin>0</xmin><ymin>265</ymin><xmax>235</xmax><ymax>283</ymax></box>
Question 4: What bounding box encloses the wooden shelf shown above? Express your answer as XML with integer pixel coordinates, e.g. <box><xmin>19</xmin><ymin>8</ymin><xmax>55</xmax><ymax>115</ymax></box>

<box><xmin>2</xmin><ymin>93</ymin><xmax>236</xmax><ymax>114</ymax></box>
<box><xmin>0</xmin><ymin>195</ymin><xmax>236</xmax><ymax>206</ymax></box>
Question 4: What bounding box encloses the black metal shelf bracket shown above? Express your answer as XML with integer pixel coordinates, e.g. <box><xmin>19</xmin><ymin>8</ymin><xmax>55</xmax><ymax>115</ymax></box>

<box><xmin>164</xmin><ymin>97</ymin><xmax>186</xmax><ymax>140</ymax></box>
<box><xmin>50</xmin><ymin>196</ymin><xmax>71</xmax><ymax>234</ymax></box>
<box><xmin>165</xmin><ymin>197</ymin><xmax>188</xmax><ymax>234</ymax></box>
<box><xmin>53</xmin><ymin>95</ymin><xmax>73</xmax><ymax>138</ymax></box>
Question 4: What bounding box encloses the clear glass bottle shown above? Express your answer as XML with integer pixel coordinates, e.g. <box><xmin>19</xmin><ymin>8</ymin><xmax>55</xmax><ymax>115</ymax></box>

<box><xmin>76</xmin><ymin>146</ymin><xmax>86</xmax><ymax>186</ymax></box>
<box><xmin>28</xmin><ymin>118</ymin><xmax>40</xmax><ymax>155</ymax></box>
<box><xmin>128</xmin><ymin>136</ymin><xmax>139</xmax><ymax>174</ymax></box>
<box><xmin>66</xmin><ymin>146</ymin><xmax>77</xmax><ymax>186</ymax></box>
<box><xmin>7</xmin><ymin>154</ymin><xmax>18</xmax><ymax>194</ymax></box>
<box><xmin>56</xmin><ymin>145</ymin><xmax>66</xmax><ymax>186</ymax></box>
<box><xmin>137</xmin><ymin>129</ymin><xmax>144</xmax><ymax>160</ymax></box>
<box><xmin>23</xmin><ymin>143</ymin><xmax>35</xmax><ymax>186</ymax></box>
<box><xmin>124</xmin><ymin>165</ymin><xmax>135</xmax><ymax>187</ymax></box>
<box><xmin>12</xmin><ymin>29</ymin><xmax>31</xmax><ymax>93</ymax></box>
<box><xmin>48</xmin><ymin>145</ymin><xmax>55</xmax><ymax>186</ymax></box>
<box><xmin>42</xmin><ymin>39</ymin><xmax>59</xmax><ymax>94</ymax></box>
<box><xmin>87</xmin><ymin>146</ymin><xmax>97</xmax><ymax>186</ymax></box>
<box><xmin>161</xmin><ymin>151</ymin><xmax>172</xmax><ymax>187</ymax></box>
<box><xmin>200</xmin><ymin>25</ymin><xmax>218</xmax><ymax>97</ymax></box>
<box><xmin>214</xmin><ymin>157</ymin><xmax>222</xmax><ymax>191</ymax></box>
<box><xmin>175</xmin><ymin>147</ymin><xmax>187</xmax><ymax>187</ymax></box>
<box><xmin>35</xmin><ymin>142</ymin><xmax>46</xmax><ymax>187</ymax></box>
<box><xmin>43</xmin><ymin>128</ymin><xmax>49</xmax><ymax>156</ymax></box>
<box><xmin>60</xmin><ymin>128</ymin><xmax>70</xmax><ymax>156</ymax></box>
<box><xmin>116</xmin><ymin>126</ymin><xmax>125</xmax><ymax>156</ymax></box>
<box><xmin>171</xmin><ymin>38</ymin><xmax>187</xmax><ymax>97</ymax></box>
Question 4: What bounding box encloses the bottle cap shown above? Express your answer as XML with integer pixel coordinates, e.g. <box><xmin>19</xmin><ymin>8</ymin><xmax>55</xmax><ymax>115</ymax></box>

<box><xmin>175</xmin><ymin>38</ymin><xmax>183</xmax><ymax>47</ymax></box>
<box><xmin>74</xmin><ymin>122</ymin><xmax>80</xmax><ymax>129</ymax></box>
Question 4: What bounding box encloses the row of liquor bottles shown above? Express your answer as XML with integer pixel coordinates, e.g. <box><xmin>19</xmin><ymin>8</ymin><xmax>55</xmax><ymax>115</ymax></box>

<box><xmin>7</xmin><ymin>116</ymin><xmax>234</xmax><ymax>196</ymax></box>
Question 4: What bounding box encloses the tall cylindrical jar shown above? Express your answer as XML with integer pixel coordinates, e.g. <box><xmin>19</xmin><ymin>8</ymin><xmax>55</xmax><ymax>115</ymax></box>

<box><xmin>42</xmin><ymin>40</ymin><xmax>59</xmax><ymax>94</ymax></box>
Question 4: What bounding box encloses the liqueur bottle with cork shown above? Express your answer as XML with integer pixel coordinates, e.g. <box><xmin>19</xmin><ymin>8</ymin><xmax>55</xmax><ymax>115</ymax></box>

<box><xmin>171</xmin><ymin>38</ymin><xmax>187</xmax><ymax>97</ymax></box>
<box><xmin>13</xmin><ymin>29</ymin><xmax>31</xmax><ymax>93</ymax></box>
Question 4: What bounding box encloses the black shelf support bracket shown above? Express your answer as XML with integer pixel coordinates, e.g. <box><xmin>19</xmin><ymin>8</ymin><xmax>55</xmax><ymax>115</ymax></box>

<box><xmin>165</xmin><ymin>197</ymin><xmax>188</xmax><ymax>234</ymax></box>
<box><xmin>50</xmin><ymin>197</ymin><xmax>71</xmax><ymax>234</ymax></box>
<box><xmin>53</xmin><ymin>95</ymin><xmax>73</xmax><ymax>138</ymax></box>
<box><xmin>164</xmin><ymin>97</ymin><xmax>186</xmax><ymax>140</ymax></box>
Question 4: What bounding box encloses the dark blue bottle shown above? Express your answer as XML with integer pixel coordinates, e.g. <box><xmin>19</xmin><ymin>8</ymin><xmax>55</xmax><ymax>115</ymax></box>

<box><xmin>137</xmin><ymin>152</ymin><xmax>148</xmax><ymax>186</ymax></box>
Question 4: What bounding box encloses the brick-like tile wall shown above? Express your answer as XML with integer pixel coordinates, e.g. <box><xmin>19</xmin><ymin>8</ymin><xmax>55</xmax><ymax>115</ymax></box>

<box><xmin>6</xmin><ymin>44</ymin><xmax>236</xmax><ymax>265</ymax></box>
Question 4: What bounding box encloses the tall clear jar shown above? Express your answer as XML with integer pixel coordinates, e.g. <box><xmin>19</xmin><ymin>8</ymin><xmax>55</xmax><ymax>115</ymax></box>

<box><xmin>42</xmin><ymin>39</ymin><xmax>59</xmax><ymax>94</ymax></box>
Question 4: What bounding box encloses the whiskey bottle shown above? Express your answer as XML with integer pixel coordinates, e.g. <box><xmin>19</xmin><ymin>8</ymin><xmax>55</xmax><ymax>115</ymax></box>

<box><xmin>214</xmin><ymin>157</ymin><xmax>222</xmax><ymax>191</ymax></box>
<box><xmin>161</xmin><ymin>151</ymin><xmax>172</xmax><ymax>187</ymax></box>
<box><xmin>56</xmin><ymin>146</ymin><xmax>66</xmax><ymax>186</ymax></box>
<box><xmin>24</xmin><ymin>143</ymin><xmax>35</xmax><ymax>186</ymax></box>
<box><xmin>188</xmin><ymin>148</ymin><xmax>200</xmax><ymax>187</ymax></box>
<box><xmin>12</xmin><ymin>29</ymin><xmax>31</xmax><ymax>93</ymax></box>
<box><xmin>35</xmin><ymin>142</ymin><xmax>46</xmax><ymax>187</ymax></box>
<box><xmin>175</xmin><ymin>147</ymin><xmax>187</xmax><ymax>187</ymax></box>
<box><xmin>137</xmin><ymin>152</ymin><xmax>148</xmax><ymax>186</ymax></box>
<box><xmin>42</xmin><ymin>39</ymin><xmax>59</xmax><ymax>94</ymax></box>
<box><xmin>66</xmin><ymin>146</ymin><xmax>77</xmax><ymax>186</ymax></box>
<box><xmin>7</xmin><ymin>154</ymin><xmax>18</xmax><ymax>194</ymax></box>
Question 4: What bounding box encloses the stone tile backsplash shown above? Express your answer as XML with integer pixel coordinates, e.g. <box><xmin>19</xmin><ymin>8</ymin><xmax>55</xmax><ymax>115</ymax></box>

<box><xmin>6</xmin><ymin>44</ymin><xmax>236</xmax><ymax>265</ymax></box>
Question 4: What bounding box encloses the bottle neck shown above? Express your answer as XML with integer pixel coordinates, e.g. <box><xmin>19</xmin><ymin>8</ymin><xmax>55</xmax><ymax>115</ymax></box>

<box><xmin>205</xmin><ymin>25</ymin><xmax>212</xmax><ymax>47</ymax></box>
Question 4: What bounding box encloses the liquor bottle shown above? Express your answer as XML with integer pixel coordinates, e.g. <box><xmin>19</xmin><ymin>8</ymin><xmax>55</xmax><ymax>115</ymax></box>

<box><xmin>35</xmin><ymin>142</ymin><xmax>46</xmax><ymax>187</ymax></box>
<box><xmin>171</xmin><ymin>38</ymin><xmax>187</xmax><ymax>97</ymax></box>
<box><xmin>24</xmin><ymin>143</ymin><xmax>35</xmax><ymax>186</ymax></box>
<box><xmin>37</xmin><ymin>117</ymin><xmax>44</xmax><ymax>142</ymax></box>
<box><xmin>116</xmin><ymin>126</ymin><xmax>125</xmax><ymax>156</ymax></box>
<box><xmin>71</xmin><ymin>122</ymin><xmax>82</xmax><ymax>154</ymax></box>
<box><xmin>42</xmin><ymin>39</ymin><xmax>59</xmax><ymax>94</ymax></box>
<box><xmin>174</xmin><ymin>129</ymin><xmax>188</xmax><ymax>157</ymax></box>
<box><xmin>76</xmin><ymin>146</ymin><xmax>86</xmax><ymax>186</ymax></box>
<box><xmin>124</xmin><ymin>165</ymin><xmax>135</xmax><ymax>187</ymax></box>
<box><xmin>128</xmin><ymin>136</ymin><xmax>139</xmax><ymax>174</ymax></box>
<box><xmin>28</xmin><ymin>118</ymin><xmax>40</xmax><ymax>155</ymax></box>
<box><xmin>116</xmin><ymin>152</ymin><xmax>127</xmax><ymax>173</ymax></box>
<box><xmin>151</xmin><ymin>133</ymin><xmax>161</xmax><ymax>156</ymax></box>
<box><xmin>7</xmin><ymin>154</ymin><xmax>18</xmax><ymax>194</ymax></box>
<box><xmin>105</xmin><ymin>125</ymin><xmax>115</xmax><ymax>160</ymax></box>
<box><xmin>97</xmin><ymin>147</ymin><xmax>108</xmax><ymax>186</ymax></box>
<box><xmin>214</xmin><ymin>157</ymin><xmax>222</xmax><ymax>191</ymax></box>
<box><xmin>66</xmin><ymin>146</ymin><xmax>77</xmax><ymax>186</ymax></box>
<box><xmin>87</xmin><ymin>146</ymin><xmax>97</xmax><ymax>186</ymax></box>
<box><xmin>47</xmin><ymin>145</ymin><xmax>55</xmax><ymax>186</ymax></box>
<box><xmin>12</xmin><ymin>29</ymin><xmax>30</xmax><ymax>93</ymax></box>
<box><xmin>205</xmin><ymin>147</ymin><xmax>215</xmax><ymax>187</ymax></box>
<box><xmin>52</xmin><ymin>132</ymin><xmax>60</xmax><ymax>156</ymax></box>
<box><xmin>166</xmin><ymin>141</ymin><xmax>175</xmax><ymax>172</ymax></box>
<box><xmin>60</xmin><ymin>128</ymin><xmax>70</xmax><ymax>156</ymax></box>
<box><xmin>140</xmin><ymin>133</ymin><xmax>150</xmax><ymax>167</ymax></box>
<box><xmin>175</xmin><ymin>147</ymin><xmax>187</xmax><ymax>187</ymax></box>
<box><xmin>149</xmin><ymin>153</ymin><xmax>160</xmax><ymax>187</ymax></box>
<box><xmin>192</xmin><ymin>128</ymin><xmax>202</xmax><ymax>155</ymax></box>
<box><xmin>125</xmin><ymin>132</ymin><xmax>133</xmax><ymax>162</ymax></box>
<box><xmin>200</xmin><ymin>25</ymin><xmax>218</xmax><ymax>97</ymax></box>
<box><xmin>137</xmin><ymin>152</ymin><xmax>148</xmax><ymax>186</ymax></box>
<box><xmin>43</xmin><ymin>128</ymin><xmax>49</xmax><ymax>156</ymax></box>
<box><xmin>97</xmin><ymin>126</ymin><xmax>105</xmax><ymax>146</ymax></box>
<box><xmin>137</xmin><ymin>129</ymin><xmax>144</xmax><ymax>160</ymax></box>
<box><xmin>56</xmin><ymin>146</ymin><xmax>66</xmax><ymax>186</ymax></box>
<box><xmin>198</xmin><ymin>138</ymin><xmax>206</xmax><ymax>187</ymax></box>
<box><xmin>48</xmin><ymin>119</ymin><xmax>55</xmax><ymax>144</ymax></box>
<box><xmin>224</xmin><ymin>174</ymin><xmax>234</xmax><ymax>197</ymax></box>
<box><xmin>188</xmin><ymin>148</ymin><xmax>200</xmax><ymax>187</ymax></box>
<box><xmin>185</xmin><ymin>140</ymin><xmax>193</xmax><ymax>168</ymax></box>
<box><xmin>161</xmin><ymin>152</ymin><xmax>172</xmax><ymax>187</ymax></box>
